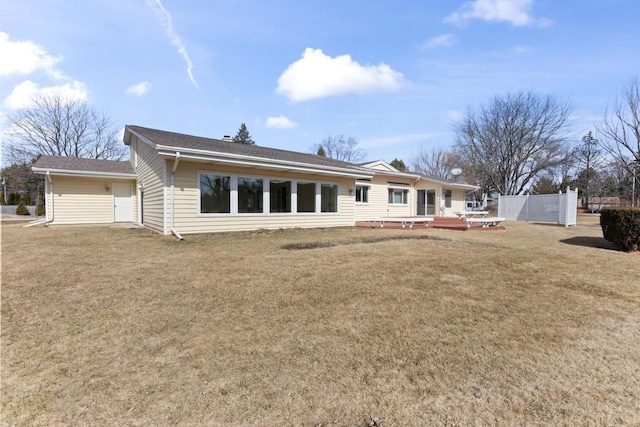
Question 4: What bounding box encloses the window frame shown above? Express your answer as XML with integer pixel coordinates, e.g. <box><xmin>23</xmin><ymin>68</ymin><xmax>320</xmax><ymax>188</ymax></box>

<box><xmin>355</xmin><ymin>184</ymin><xmax>369</xmax><ymax>204</ymax></box>
<box><xmin>387</xmin><ymin>188</ymin><xmax>409</xmax><ymax>205</ymax></box>
<box><xmin>198</xmin><ymin>172</ymin><xmax>232</xmax><ymax>215</ymax></box>
<box><xmin>197</xmin><ymin>170</ymin><xmax>340</xmax><ymax>216</ymax></box>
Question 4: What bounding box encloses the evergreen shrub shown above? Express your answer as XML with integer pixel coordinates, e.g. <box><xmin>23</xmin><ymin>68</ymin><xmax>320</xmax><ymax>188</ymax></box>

<box><xmin>15</xmin><ymin>201</ymin><xmax>30</xmax><ymax>215</ymax></box>
<box><xmin>600</xmin><ymin>207</ymin><xmax>640</xmax><ymax>252</ymax></box>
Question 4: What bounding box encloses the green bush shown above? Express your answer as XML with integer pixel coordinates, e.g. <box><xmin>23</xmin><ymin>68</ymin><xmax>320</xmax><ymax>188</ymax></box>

<box><xmin>600</xmin><ymin>207</ymin><xmax>640</xmax><ymax>252</ymax></box>
<box><xmin>8</xmin><ymin>192</ymin><xmax>20</xmax><ymax>205</ymax></box>
<box><xmin>15</xmin><ymin>201</ymin><xmax>30</xmax><ymax>216</ymax></box>
<box><xmin>0</xmin><ymin>193</ymin><xmax>5</xmax><ymax>205</ymax></box>
<box><xmin>36</xmin><ymin>202</ymin><xmax>46</xmax><ymax>216</ymax></box>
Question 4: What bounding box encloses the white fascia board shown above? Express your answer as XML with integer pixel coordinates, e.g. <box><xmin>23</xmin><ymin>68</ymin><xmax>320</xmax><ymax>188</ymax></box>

<box><xmin>420</xmin><ymin>177</ymin><xmax>478</xmax><ymax>190</ymax></box>
<box><xmin>125</xmin><ymin>127</ymin><xmax>157</xmax><ymax>148</ymax></box>
<box><xmin>32</xmin><ymin>167</ymin><xmax>137</xmax><ymax>179</ymax></box>
<box><xmin>156</xmin><ymin>149</ymin><xmax>374</xmax><ymax>179</ymax></box>
<box><xmin>367</xmin><ymin>169</ymin><xmax>422</xmax><ymax>180</ymax></box>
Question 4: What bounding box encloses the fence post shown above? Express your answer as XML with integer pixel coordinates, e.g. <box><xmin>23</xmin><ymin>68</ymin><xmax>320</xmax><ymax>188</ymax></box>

<box><xmin>565</xmin><ymin>186</ymin><xmax>571</xmax><ymax>227</ymax></box>
<box><xmin>558</xmin><ymin>189</ymin><xmax>563</xmax><ymax>225</ymax></box>
<box><xmin>497</xmin><ymin>194</ymin><xmax>501</xmax><ymax>217</ymax></box>
<box><xmin>525</xmin><ymin>193</ymin><xmax>529</xmax><ymax>222</ymax></box>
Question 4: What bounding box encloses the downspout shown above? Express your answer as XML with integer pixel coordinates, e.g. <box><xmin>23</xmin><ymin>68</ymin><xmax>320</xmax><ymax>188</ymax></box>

<box><xmin>25</xmin><ymin>173</ymin><xmax>53</xmax><ymax>227</ymax></box>
<box><xmin>45</xmin><ymin>171</ymin><xmax>54</xmax><ymax>226</ymax></box>
<box><xmin>170</xmin><ymin>153</ymin><xmax>183</xmax><ymax>240</ymax></box>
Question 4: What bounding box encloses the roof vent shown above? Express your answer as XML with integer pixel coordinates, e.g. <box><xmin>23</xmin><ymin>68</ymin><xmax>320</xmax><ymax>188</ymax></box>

<box><xmin>222</xmin><ymin>135</ymin><xmax>233</xmax><ymax>142</ymax></box>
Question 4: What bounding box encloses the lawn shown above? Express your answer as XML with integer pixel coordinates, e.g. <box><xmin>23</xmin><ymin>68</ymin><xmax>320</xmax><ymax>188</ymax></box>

<box><xmin>1</xmin><ymin>217</ymin><xmax>639</xmax><ymax>426</ymax></box>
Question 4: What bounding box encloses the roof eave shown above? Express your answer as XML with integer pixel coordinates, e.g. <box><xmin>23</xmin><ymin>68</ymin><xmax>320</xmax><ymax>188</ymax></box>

<box><xmin>156</xmin><ymin>147</ymin><xmax>374</xmax><ymax>179</ymax></box>
<box><xmin>32</xmin><ymin>167</ymin><xmax>137</xmax><ymax>179</ymax></box>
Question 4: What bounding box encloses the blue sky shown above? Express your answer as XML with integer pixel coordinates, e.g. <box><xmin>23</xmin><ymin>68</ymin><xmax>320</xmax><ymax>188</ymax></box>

<box><xmin>1</xmin><ymin>0</ymin><xmax>638</xmax><ymax>164</ymax></box>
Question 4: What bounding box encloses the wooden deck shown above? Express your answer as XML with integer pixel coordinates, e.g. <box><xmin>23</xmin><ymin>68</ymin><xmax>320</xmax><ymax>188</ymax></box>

<box><xmin>356</xmin><ymin>217</ymin><xmax>505</xmax><ymax>231</ymax></box>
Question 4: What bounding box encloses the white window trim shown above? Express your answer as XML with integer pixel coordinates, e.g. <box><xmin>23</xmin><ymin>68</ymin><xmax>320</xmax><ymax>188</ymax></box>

<box><xmin>388</xmin><ymin>188</ymin><xmax>409</xmax><ymax>206</ymax></box>
<box><xmin>197</xmin><ymin>171</ymin><xmax>233</xmax><ymax>216</ymax></box>
<box><xmin>355</xmin><ymin>184</ymin><xmax>370</xmax><ymax>204</ymax></box>
<box><xmin>320</xmin><ymin>182</ymin><xmax>340</xmax><ymax>214</ymax></box>
<box><xmin>197</xmin><ymin>170</ymin><xmax>340</xmax><ymax>216</ymax></box>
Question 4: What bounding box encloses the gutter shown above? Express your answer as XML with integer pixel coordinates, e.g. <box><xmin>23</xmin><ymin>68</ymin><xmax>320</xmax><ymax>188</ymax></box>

<box><xmin>155</xmin><ymin>149</ymin><xmax>374</xmax><ymax>179</ymax></box>
<box><xmin>170</xmin><ymin>152</ymin><xmax>183</xmax><ymax>240</ymax></box>
<box><xmin>31</xmin><ymin>167</ymin><xmax>137</xmax><ymax>180</ymax></box>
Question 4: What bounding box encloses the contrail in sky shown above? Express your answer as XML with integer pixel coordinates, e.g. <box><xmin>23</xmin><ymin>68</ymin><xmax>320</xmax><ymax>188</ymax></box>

<box><xmin>147</xmin><ymin>0</ymin><xmax>199</xmax><ymax>88</ymax></box>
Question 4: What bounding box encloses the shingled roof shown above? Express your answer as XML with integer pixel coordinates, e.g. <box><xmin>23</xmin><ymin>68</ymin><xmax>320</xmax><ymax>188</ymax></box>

<box><xmin>126</xmin><ymin>125</ymin><xmax>369</xmax><ymax>172</ymax></box>
<box><xmin>32</xmin><ymin>155</ymin><xmax>135</xmax><ymax>176</ymax></box>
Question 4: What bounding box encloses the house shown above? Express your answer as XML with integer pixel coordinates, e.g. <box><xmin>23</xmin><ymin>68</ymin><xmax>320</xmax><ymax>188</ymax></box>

<box><xmin>32</xmin><ymin>125</ymin><xmax>477</xmax><ymax>236</ymax></box>
<box><xmin>582</xmin><ymin>197</ymin><xmax>620</xmax><ymax>212</ymax></box>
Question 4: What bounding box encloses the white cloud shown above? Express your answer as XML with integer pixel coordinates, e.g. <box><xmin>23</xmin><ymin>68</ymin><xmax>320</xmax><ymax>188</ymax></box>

<box><xmin>276</xmin><ymin>48</ymin><xmax>405</xmax><ymax>102</ymax></box>
<box><xmin>265</xmin><ymin>116</ymin><xmax>298</xmax><ymax>129</ymax></box>
<box><xmin>146</xmin><ymin>0</ymin><xmax>198</xmax><ymax>88</ymax></box>
<box><xmin>445</xmin><ymin>110</ymin><xmax>465</xmax><ymax>122</ymax></box>
<box><xmin>421</xmin><ymin>34</ymin><xmax>457</xmax><ymax>50</ymax></box>
<box><xmin>0</xmin><ymin>32</ymin><xmax>64</xmax><ymax>79</ymax></box>
<box><xmin>444</xmin><ymin>0</ymin><xmax>549</xmax><ymax>27</ymax></box>
<box><xmin>3</xmin><ymin>80</ymin><xmax>88</xmax><ymax>110</ymax></box>
<box><xmin>126</xmin><ymin>81</ymin><xmax>152</xmax><ymax>96</ymax></box>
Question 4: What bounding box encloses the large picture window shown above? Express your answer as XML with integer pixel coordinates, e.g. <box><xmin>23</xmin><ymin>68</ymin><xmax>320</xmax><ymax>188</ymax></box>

<box><xmin>297</xmin><ymin>182</ymin><xmax>316</xmax><ymax>213</ymax></box>
<box><xmin>388</xmin><ymin>188</ymin><xmax>408</xmax><ymax>204</ymax></box>
<box><xmin>199</xmin><ymin>172</ymin><xmax>338</xmax><ymax>216</ymax></box>
<box><xmin>238</xmin><ymin>177</ymin><xmax>263</xmax><ymax>213</ymax></box>
<box><xmin>200</xmin><ymin>174</ymin><xmax>230</xmax><ymax>213</ymax></box>
<box><xmin>321</xmin><ymin>184</ymin><xmax>338</xmax><ymax>213</ymax></box>
<box><xmin>270</xmin><ymin>180</ymin><xmax>291</xmax><ymax>213</ymax></box>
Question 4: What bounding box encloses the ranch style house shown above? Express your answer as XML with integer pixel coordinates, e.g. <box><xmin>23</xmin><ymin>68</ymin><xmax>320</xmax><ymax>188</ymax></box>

<box><xmin>32</xmin><ymin>125</ymin><xmax>477</xmax><ymax>236</ymax></box>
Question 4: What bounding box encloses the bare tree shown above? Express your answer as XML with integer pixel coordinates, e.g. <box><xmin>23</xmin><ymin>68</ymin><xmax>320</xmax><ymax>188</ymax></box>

<box><xmin>454</xmin><ymin>90</ymin><xmax>572</xmax><ymax>195</ymax></box>
<box><xmin>4</xmin><ymin>90</ymin><xmax>126</xmax><ymax>163</ymax></box>
<box><xmin>313</xmin><ymin>134</ymin><xmax>366</xmax><ymax>163</ymax></box>
<box><xmin>410</xmin><ymin>146</ymin><xmax>461</xmax><ymax>180</ymax></box>
<box><xmin>573</xmin><ymin>131</ymin><xmax>606</xmax><ymax>209</ymax></box>
<box><xmin>596</xmin><ymin>77</ymin><xmax>640</xmax><ymax>204</ymax></box>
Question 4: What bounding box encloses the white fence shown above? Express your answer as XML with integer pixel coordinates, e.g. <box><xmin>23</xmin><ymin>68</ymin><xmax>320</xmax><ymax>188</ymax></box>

<box><xmin>498</xmin><ymin>188</ymin><xmax>578</xmax><ymax>226</ymax></box>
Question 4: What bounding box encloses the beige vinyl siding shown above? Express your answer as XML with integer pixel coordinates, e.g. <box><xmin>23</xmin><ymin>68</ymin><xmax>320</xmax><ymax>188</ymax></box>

<box><xmin>443</xmin><ymin>188</ymin><xmax>466</xmax><ymax>217</ymax></box>
<box><xmin>354</xmin><ymin>175</ymin><xmax>412</xmax><ymax>221</ymax></box>
<box><xmin>170</xmin><ymin>161</ymin><xmax>356</xmax><ymax>234</ymax></box>
<box><xmin>413</xmin><ymin>180</ymin><xmax>468</xmax><ymax>217</ymax></box>
<box><xmin>132</xmin><ymin>135</ymin><xmax>166</xmax><ymax>233</ymax></box>
<box><xmin>413</xmin><ymin>181</ymin><xmax>441</xmax><ymax>217</ymax></box>
<box><xmin>49</xmin><ymin>176</ymin><xmax>137</xmax><ymax>225</ymax></box>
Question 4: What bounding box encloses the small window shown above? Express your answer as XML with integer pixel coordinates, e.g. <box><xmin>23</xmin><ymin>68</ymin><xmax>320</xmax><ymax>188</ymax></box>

<box><xmin>270</xmin><ymin>180</ymin><xmax>291</xmax><ymax>213</ymax></box>
<box><xmin>200</xmin><ymin>173</ymin><xmax>231</xmax><ymax>213</ymax></box>
<box><xmin>355</xmin><ymin>185</ymin><xmax>369</xmax><ymax>203</ymax></box>
<box><xmin>444</xmin><ymin>189</ymin><xmax>452</xmax><ymax>208</ymax></box>
<box><xmin>388</xmin><ymin>188</ymin><xmax>408</xmax><ymax>204</ymax></box>
<box><xmin>238</xmin><ymin>177</ymin><xmax>263</xmax><ymax>213</ymax></box>
<box><xmin>297</xmin><ymin>182</ymin><xmax>316</xmax><ymax>213</ymax></box>
<box><xmin>321</xmin><ymin>183</ymin><xmax>338</xmax><ymax>213</ymax></box>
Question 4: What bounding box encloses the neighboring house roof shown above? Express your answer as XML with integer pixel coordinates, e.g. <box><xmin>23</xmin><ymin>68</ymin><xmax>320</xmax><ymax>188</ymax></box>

<box><xmin>32</xmin><ymin>155</ymin><xmax>136</xmax><ymax>178</ymax></box>
<box><xmin>125</xmin><ymin>125</ymin><xmax>373</xmax><ymax>178</ymax></box>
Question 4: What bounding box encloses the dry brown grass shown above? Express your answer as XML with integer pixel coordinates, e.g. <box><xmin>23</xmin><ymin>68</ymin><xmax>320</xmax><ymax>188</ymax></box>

<box><xmin>1</xmin><ymin>216</ymin><xmax>639</xmax><ymax>426</ymax></box>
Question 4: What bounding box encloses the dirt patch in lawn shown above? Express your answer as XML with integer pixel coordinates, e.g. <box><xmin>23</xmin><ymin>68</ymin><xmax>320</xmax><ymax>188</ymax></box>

<box><xmin>2</xmin><ymin>218</ymin><xmax>639</xmax><ymax>426</ymax></box>
<box><xmin>281</xmin><ymin>234</ymin><xmax>449</xmax><ymax>250</ymax></box>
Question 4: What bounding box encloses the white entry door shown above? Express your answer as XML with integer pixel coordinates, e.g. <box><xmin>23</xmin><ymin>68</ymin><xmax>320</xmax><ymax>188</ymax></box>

<box><xmin>113</xmin><ymin>183</ymin><xmax>133</xmax><ymax>222</ymax></box>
